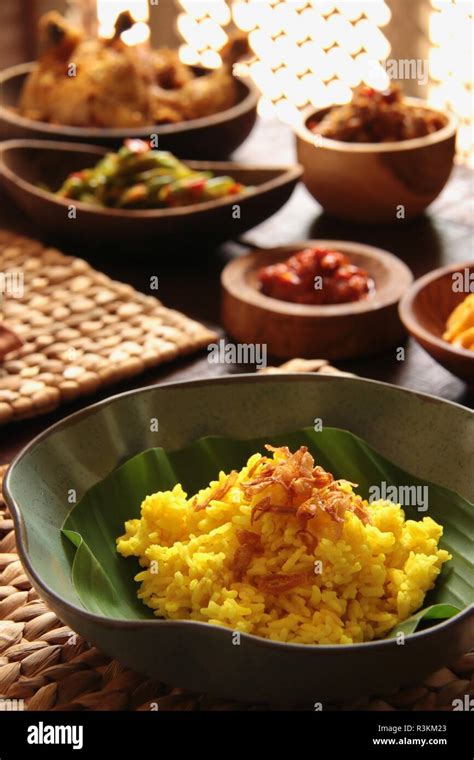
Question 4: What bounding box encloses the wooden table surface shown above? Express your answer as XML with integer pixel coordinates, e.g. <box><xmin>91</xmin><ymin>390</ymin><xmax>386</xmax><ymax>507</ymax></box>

<box><xmin>0</xmin><ymin>117</ymin><xmax>473</xmax><ymax>464</ymax></box>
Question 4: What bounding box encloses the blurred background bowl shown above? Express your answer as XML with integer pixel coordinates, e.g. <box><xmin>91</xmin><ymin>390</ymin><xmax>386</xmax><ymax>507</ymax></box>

<box><xmin>399</xmin><ymin>262</ymin><xmax>474</xmax><ymax>383</ymax></box>
<box><xmin>221</xmin><ymin>240</ymin><xmax>413</xmax><ymax>359</ymax></box>
<box><xmin>294</xmin><ymin>99</ymin><xmax>456</xmax><ymax>224</ymax></box>
<box><xmin>0</xmin><ymin>62</ymin><xmax>259</xmax><ymax>159</ymax></box>
<box><xmin>0</xmin><ymin>139</ymin><xmax>301</xmax><ymax>248</ymax></box>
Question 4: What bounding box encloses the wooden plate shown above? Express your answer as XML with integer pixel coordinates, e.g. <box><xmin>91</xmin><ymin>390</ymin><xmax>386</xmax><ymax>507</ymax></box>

<box><xmin>399</xmin><ymin>262</ymin><xmax>474</xmax><ymax>383</ymax></box>
<box><xmin>221</xmin><ymin>241</ymin><xmax>413</xmax><ymax>360</ymax></box>
<box><xmin>0</xmin><ymin>63</ymin><xmax>259</xmax><ymax>159</ymax></box>
<box><xmin>294</xmin><ymin>99</ymin><xmax>456</xmax><ymax>224</ymax></box>
<box><xmin>0</xmin><ymin>140</ymin><xmax>302</xmax><ymax>248</ymax></box>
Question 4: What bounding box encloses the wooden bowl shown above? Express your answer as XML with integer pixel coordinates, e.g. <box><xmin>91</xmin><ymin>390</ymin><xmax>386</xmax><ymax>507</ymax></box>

<box><xmin>0</xmin><ymin>139</ymin><xmax>302</xmax><ymax>248</ymax></box>
<box><xmin>294</xmin><ymin>99</ymin><xmax>456</xmax><ymax>224</ymax></box>
<box><xmin>399</xmin><ymin>262</ymin><xmax>474</xmax><ymax>383</ymax></box>
<box><xmin>0</xmin><ymin>62</ymin><xmax>259</xmax><ymax>159</ymax></box>
<box><xmin>221</xmin><ymin>241</ymin><xmax>413</xmax><ymax>360</ymax></box>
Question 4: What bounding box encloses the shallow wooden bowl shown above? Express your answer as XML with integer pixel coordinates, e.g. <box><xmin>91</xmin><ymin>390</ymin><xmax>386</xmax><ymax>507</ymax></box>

<box><xmin>0</xmin><ymin>62</ymin><xmax>259</xmax><ymax>159</ymax></box>
<box><xmin>399</xmin><ymin>262</ymin><xmax>474</xmax><ymax>383</ymax></box>
<box><xmin>294</xmin><ymin>99</ymin><xmax>456</xmax><ymax>224</ymax></box>
<box><xmin>0</xmin><ymin>139</ymin><xmax>301</xmax><ymax>248</ymax></box>
<box><xmin>221</xmin><ymin>241</ymin><xmax>413</xmax><ymax>360</ymax></box>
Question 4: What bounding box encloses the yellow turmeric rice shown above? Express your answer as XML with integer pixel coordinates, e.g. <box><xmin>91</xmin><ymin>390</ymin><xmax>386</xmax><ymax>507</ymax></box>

<box><xmin>117</xmin><ymin>445</ymin><xmax>450</xmax><ymax>644</ymax></box>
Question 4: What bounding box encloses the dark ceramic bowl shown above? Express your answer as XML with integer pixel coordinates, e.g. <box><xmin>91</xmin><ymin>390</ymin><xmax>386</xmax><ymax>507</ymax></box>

<box><xmin>3</xmin><ymin>374</ymin><xmax>474</xmax><ymax>705</ymax></box>
<box><xmin>0</xmin><ymin>63</ymin><xmax>259</xmax><ymax>159</ymax></box>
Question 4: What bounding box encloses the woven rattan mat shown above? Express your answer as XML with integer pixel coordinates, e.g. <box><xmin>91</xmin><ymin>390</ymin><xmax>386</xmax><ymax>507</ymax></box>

<box><xmin>0</xmin><ymin>468</ymin><xmax>472</xmax><ymax>711</ymax></box>
<box><xmin>0</xmin><ymin>231</ymin><xmax>217</xmax><ymax>426</ymax></box>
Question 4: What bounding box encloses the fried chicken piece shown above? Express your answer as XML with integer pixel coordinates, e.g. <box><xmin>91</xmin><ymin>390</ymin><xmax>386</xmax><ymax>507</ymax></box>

<box><xmin>153</xmin><ymin>49</ymin><xmax>194</xmax><ymax>90</ymax></box>
<box><xmin>20</xmin><ymin>12</ymin><xmax>157</xmax><ymax>127</ymax></box>
<box><xmin>19</xmin><ymin>11</ymin><xmax>83</xmax><ymax>122</ymax></box>
<box><xmin>19</xmin><ymin>12</ymin><xmax>248</xmax><ymax>128</ymax></box>
<box><xmin>150</xmin><ymin>33</ymin><xmax>250</xmax><ymax>123</ymax></box>
<box><xmin>38</xmin><ymin>10</ymin><xmax>83</xmax><ymax>62</ymax></box>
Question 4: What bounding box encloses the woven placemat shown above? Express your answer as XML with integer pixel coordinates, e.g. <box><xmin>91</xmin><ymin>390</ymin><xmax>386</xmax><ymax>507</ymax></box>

<box><xmin>0</xmin><ymin>231</ymin><xmax>217</xmax><ymax>426</ymax></box>
<box><xmin>0</xmin><ymin>467</ymin><xmax>472</xmax><ymax>711</ymax></box>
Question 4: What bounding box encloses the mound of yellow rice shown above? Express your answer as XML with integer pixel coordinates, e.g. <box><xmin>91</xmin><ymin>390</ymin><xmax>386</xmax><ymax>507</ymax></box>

<box><xmin>117</xmin><ymin>445</ymin><xmax>450</xmax><ymax>644</ymax></box>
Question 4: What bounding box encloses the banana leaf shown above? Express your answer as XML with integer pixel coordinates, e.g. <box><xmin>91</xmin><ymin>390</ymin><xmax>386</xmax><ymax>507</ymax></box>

<box><xmin>62</xmin><ymin>427</ymin><xmax>474</xmax><ymax>638</ymax></box>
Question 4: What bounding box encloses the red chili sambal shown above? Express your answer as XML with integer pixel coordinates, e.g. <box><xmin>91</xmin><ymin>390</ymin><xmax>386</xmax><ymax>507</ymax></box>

<box><xmin>257</xmin><ymin>247</ymin><xmax>373</xmax><ymax>305</ymax></box>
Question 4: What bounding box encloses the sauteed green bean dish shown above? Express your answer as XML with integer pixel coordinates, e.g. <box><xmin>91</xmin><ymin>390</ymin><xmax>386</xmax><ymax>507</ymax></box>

<box><xmin>56</xmin><ymin>139</ymin><xmax>248</xmax><ymax>209</ymax></box>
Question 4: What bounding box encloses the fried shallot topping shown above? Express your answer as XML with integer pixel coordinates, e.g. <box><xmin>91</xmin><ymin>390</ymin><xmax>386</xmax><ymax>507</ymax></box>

<box><xmin>192</xmin><ymin>470</ymin><xmax>238</xmax><ymax>511</ymax></box>
<box><xmin>244</xmin><ymin>445</ymin><xmax>370</xmax><ymax>530</ymax></box>
<box><xmin>232</xmin><ymin>529</ymin><xmax>263</xmax><ymax>581</ymax></box>
<box><xmin>193</xmin><ymin>445</ymin><xmax>370</xmax><ymax>589</ymax></box>
<box><xmin>255</xmin><ymin>572</ymin><xmax>311</xmax><ymax>595</ymax></box>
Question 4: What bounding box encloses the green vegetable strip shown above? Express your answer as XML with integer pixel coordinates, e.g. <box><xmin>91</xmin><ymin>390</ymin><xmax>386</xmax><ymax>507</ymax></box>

<box><xmin>56</xmin><ymin>139</ymin><xmax>247</xmax><ymax>209</ymax></box>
